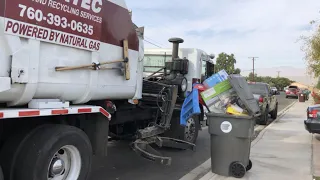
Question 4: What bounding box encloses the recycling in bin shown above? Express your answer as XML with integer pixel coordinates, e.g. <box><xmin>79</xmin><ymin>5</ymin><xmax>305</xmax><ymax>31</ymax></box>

<box><xmin>200</xmin><ymin>72</ymin><xmax>261</xmax><ymax>178</ymax></box>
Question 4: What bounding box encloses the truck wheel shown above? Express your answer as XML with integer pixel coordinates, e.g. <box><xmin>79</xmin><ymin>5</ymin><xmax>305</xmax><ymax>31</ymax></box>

<box><xmin>13</xmin><ymin>124</ymin><xmax>92</xmax><ymax>180</ymax></box>
<box><xmin>257</xmin><ymin>108</ymin><xmax>268</xmax><ymax>125</ymax></box>
<box><xmin>183</xmin><ymin>116</ymin><xmax>200</xmax><ymax>144</ymax></box>
<box><xmin>164</xmin><ymin>114</ymin><xmax>200</xmax><ymax>144</ymax></box>
<box><xmin>271</xmin><ymin>104</ymin><xmax>278</xmax><ymax>120</ymax></box>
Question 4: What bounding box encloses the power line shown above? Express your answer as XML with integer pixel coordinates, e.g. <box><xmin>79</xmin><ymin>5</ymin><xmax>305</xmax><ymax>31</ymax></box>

<box><xmin>241</xmin><ymin>69</ymin><xmax>254</xmax><ymax>72</ymax></box>
<box><xmin>248</xmin><ymin>57</ymin><xmax>259</xmax><ymax>81</ymax></box>
<box><xmin>144</xmin><ymin>36</ymin><xmax>165</xmax><ymax>47</ymax></box>
<box><xmin>144</xmin><ymin>39</ymin><xmax>162</xmax><ymax>48</ymax></box>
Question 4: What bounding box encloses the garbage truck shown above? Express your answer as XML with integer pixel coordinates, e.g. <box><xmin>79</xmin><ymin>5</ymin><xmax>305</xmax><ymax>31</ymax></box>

<box><xmin>0</xmin><ymin>0</ymin><xmax>215</xmax><ymax>179</ymax></box>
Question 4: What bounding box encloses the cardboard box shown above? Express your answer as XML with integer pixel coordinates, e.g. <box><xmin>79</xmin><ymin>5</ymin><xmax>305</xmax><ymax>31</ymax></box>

<box><xmin>201</xmin><ymin>80</ymin><xmax>235</xmax><ymax>113</ymax></box>
<box><xmin>203</xmin><ymin>69</ymin><xmax>229</xmax><ymax>88</ymax></box>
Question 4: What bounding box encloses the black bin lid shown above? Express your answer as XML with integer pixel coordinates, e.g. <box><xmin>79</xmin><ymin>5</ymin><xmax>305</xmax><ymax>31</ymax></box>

<box><xmin>227</xmin><ymin>74</ymin><xmax>261</xmax><ymax>116</ymax></box>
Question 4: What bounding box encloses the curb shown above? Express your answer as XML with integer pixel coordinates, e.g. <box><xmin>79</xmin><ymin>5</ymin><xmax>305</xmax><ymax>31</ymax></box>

<box><xmin>179</xmin><ymin>100</ymin><xmax>297</xmax><ymax>180</ymax></box>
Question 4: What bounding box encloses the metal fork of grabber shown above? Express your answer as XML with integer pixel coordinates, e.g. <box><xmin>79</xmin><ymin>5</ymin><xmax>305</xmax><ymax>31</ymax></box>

<box><xmin>131</xmin><ymin>136</ymin><xmax>196</xmax><ymax>165</ymax></box>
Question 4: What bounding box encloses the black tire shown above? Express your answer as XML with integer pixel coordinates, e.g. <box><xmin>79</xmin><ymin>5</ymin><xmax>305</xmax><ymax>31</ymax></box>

<box><xmin>164</xmin><ymin>111</ymin><xmax>200</xmax><ymax>144</ymax></box>
<box><xmin>0</xmin><ymin>128</ymin><xmax>41</xmax><ymax>180</ymax></box>
<box><xmin>257</xmin><ymin>107</ymin><xmax>269</xmax><ymax>125</ymax></box>
<box><xmin>246</xmin><ymin>160</ymin><xmax>252</xmax><ymax>171</ymax></box>
<box><xmin>285</xmin><ymin>96</ymin><xmax>288</xmax><ymax>98</ymax></box>
<box><xmin>230</xmin><ymin>162</ymin><xmax>246</xmax><ymax>178</ymax></box>
<box><xmin>12</xmin><ymin>124</ymin><xmax>92</xmax><ymax>180</ymax></box>
<box><xmin>0</xmin><ymin>166</ymin><xmax>4</xmax><ymax>180</ymax></box>
<box><xmin>270</xmin><ymin>103</ymin><xmax>278</xmax><ymax>120</ymax></box>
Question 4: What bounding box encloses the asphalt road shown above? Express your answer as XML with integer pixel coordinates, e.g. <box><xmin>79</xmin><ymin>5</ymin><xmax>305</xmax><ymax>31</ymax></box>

<box><xmin>89</xmin><ymin>92</ymin><xmax>295</xmax><ymax>180</ymax></box>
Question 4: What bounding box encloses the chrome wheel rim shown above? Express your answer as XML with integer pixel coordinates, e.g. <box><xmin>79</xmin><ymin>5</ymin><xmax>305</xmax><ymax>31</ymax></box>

<box><xmin>48</xmin><ymin>145</ymin><xmax>81</xmax><ymax>180</ymax></box>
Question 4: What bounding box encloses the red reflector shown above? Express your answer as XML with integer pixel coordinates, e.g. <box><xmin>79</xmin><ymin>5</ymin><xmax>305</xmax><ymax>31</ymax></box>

<box><xmin>259</xmin><ymin>97</ymin><xmax>264</xmax><ymax>103</ymax></box>
<box><xmin>78</xmin><ymin>108</ymin><xmax>92</xmax><ymax>113</ymax></box>
<box><xmin>19</xmin><ymin>111</ymin><xmax>40</xmax><ymax>117</ymax></box>
<box><xmin>0</xmin><ymin>112</ymin><xmax>3</xmax><ymax>118</ymax></box>
<box><xmin>52</xmin><ymin>109</ymin><xmax>68</xmax><ymax>115</ymax></box>
<box><xmin>309</xmin><ymin>110</ymin><xmax>318</xmax><ymax>118</ymax></box>
<box><xmin>100</xmin><ymin>108</ymin><xmax>110</xmax><ymax>118</ymax></box>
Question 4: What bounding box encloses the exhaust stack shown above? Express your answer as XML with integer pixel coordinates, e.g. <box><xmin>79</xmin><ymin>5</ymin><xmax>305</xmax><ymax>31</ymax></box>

<box><xmin>168</xmin><ymin>38</ymin><xmax>184</xmax><ymax>60</ymax></box>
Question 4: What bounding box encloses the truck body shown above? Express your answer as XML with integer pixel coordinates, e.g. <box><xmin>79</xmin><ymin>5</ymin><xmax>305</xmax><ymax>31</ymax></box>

<box><xmin>0</xmin><ymin>0</ymin><xmax>143</xmax><ymax>106</ymax></box>
<box><xmin>0</xmin><ymin>0</ymin><xmax>215</xmax><ymax>179</ymax></box>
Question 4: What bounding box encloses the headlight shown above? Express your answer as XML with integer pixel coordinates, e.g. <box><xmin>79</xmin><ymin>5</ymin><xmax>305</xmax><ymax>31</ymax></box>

<box><xmin>180</xmin><ymin>77</ymin><xmax>188</xmax><ymax>92</ymax></box>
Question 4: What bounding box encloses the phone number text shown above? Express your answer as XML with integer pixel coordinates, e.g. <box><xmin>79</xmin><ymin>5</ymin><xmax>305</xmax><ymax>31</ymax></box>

<box><xmin>18</xmin><ymin>4</ymin><xmax>94</xmax><ymax>35</ymax></box>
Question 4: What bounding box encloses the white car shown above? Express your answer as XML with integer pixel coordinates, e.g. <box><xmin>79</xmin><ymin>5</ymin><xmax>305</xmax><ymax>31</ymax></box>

<box><xmin>270</xmin><ymin>87</ymin><xmax>279</xmax><ymax>95</ymax></box>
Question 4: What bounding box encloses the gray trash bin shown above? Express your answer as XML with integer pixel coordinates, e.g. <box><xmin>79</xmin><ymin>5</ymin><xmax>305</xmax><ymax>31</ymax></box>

<box><xmin>207</xmin><ymin>113</ymin><xmax>256</xmax><ymax>178</ymax></box>
<box><xmin>206</xmin><ymin>74</ymin><xmax>260</xmax><ymax>178</ymax></box>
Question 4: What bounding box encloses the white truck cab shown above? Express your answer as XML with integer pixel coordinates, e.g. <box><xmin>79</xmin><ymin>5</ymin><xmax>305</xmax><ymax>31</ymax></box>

<box><xmin>143</xmin><ymin>48</ymin><xmax>215</xmax><ymax>92</ymax></box>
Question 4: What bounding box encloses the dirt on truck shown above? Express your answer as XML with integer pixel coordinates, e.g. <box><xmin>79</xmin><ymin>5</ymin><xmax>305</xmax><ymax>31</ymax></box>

<box><xmin>0</xmin><ymin>0</ymin><xmax>215</xmax><ymax>179</ymax></box>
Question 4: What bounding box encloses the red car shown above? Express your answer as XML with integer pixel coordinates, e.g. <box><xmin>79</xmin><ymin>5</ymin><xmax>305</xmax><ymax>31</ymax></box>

<box><xmin>285</xmin><ymin>85</ymin><xmax>300</xmax><ymax>99</ymax></box>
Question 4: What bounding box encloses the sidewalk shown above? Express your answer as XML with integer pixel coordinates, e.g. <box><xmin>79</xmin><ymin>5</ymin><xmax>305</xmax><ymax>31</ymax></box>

<box><xmin>313</xmin><ymin>133</ymin><xmax>320</xmax><ymax>179</ymax></box>
<box><xmin>200</xmin><ymin>101</ymin><xmax>313</xmax><ymax>180</ymax></box>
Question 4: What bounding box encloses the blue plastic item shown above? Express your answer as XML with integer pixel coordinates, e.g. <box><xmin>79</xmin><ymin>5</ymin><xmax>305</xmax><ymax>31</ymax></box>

<box><xmin>180</xmin><ymin>88</ymin><xmax>201</xmax><ymax>126</ymax></box>
<box><xmin>203</xmin><ymin>69</ymin><xmax>229</xmax><ymax>88</ymax></box>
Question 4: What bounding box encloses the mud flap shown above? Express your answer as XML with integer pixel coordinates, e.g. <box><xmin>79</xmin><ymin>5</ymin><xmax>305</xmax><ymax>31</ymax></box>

<box><xmin>131</xmin><ymin>136</ymin><xmax>196</xmax><ymax>165</ymax></box>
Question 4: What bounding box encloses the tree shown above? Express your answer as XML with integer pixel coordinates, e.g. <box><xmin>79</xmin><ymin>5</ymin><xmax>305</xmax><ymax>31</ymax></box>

<box><xmin>301</xmin><ymin>14</ymin><xmax>320</xmax><ymax>77</ymax></box>
<box><xmin>234</xmin><ymin>68</ymin><xmax>241</xmax><ymax>74</ymax></box>
<box><xmin>248</xmin><ymin>72</ymin><xmax>258</xmax><ymax>81</ymax></box>
<box><xmin>215</xmin><ymin>53</ymin><xmax>240</xmax><ymax>74</ymax></box>
<box><xmin>246</xmin><ymin>73</ymin><xmax>294</xmax><ymax>90</ymax></box>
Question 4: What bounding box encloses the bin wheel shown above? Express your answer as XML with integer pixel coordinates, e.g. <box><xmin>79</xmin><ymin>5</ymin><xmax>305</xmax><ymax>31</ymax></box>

<box><xmin>246</xmin><ymin>160</ymin><xmax>252</xmax><ymax>171</ymax></box>
<box><xmin>230</xmin><ymin>162</ymin><xmax>246</xmax><ymax>178</ymax></box>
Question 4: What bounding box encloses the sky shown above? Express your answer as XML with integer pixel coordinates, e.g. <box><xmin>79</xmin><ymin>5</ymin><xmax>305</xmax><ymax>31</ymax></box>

<box><xmin>125</xmin><ymin>0</ymin><xmax>320</xmax><ymax>72</ymax></box>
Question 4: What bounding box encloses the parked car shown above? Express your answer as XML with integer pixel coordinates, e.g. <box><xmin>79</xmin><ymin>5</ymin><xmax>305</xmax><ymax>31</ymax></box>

<box><xmin>248</xmin><ymin>82</ymin><xmax>278</xmax><ymax>125</ymax></box>
<box><xmin>285</xmin><ymin>85</ymin><xmax>300</xmax><ymax>99</ymax></box>
<box><xmin>270</xmin><ymin>87</ymin><xmax>279</xmax><ymax>95</ymax></box>
<box><xmin>304</xmin><ymin>104</ymin><xmax>320</xmax><ymax>134</ymax></box>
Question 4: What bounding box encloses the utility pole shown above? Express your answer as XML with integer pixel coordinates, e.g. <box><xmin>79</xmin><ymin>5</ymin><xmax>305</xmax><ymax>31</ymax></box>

<box><xmin>248</xmin><ymin>57</ymin><xmax>258</xmax><ymax>82</ymax></box>
<box><xmin>277</xmin><ymin>71</ymin><xmax>281</xmax><ymax>78</ymax></box>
